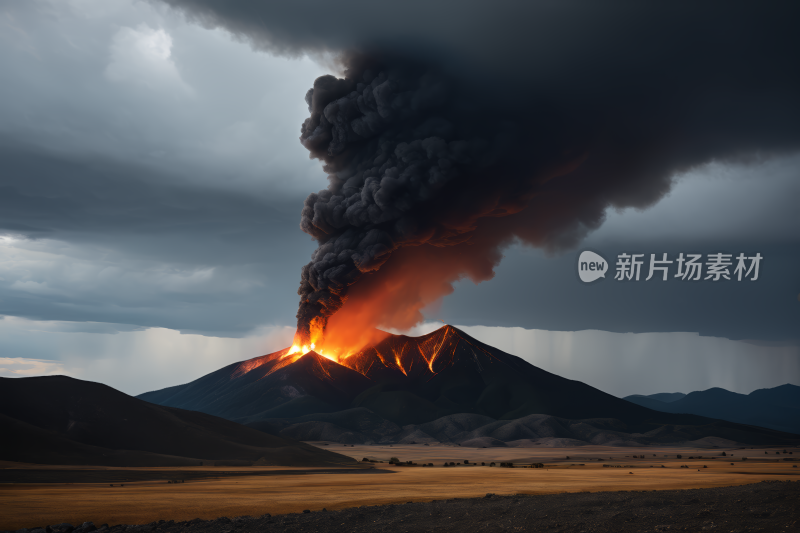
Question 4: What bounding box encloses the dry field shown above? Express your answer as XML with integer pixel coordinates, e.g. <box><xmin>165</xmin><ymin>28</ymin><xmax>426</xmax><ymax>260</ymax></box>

<box><xmin>1</xmin><ymin>443</ymin><xmax>797</xmax><ymax>530</ymax></box>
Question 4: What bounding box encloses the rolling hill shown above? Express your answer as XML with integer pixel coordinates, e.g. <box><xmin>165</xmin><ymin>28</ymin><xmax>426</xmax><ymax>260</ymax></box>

<box><xmin>0</xmin><ymin>375</ymin><xmax>359</xmax><ymax>467</ymax></box>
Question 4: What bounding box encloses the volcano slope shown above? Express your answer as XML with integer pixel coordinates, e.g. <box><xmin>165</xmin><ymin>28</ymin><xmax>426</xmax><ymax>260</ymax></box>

<box><xmin>139</xmin><ymin>326</ymin><xmax>799</xmax><ymax>447</ymax></box>
<box><xmin>0</xmin><ymin>376</ymin><xmax>358</xmax><ymax>467</ymax></box>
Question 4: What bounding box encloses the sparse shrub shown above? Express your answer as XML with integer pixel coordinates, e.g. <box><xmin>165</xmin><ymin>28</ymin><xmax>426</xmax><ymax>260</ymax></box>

<box><xmin>389</xmin><ymin>457</ymin><xmax>400</xmax><ymax>464</ymax></box>
<box><xmin>689</xmin><ymin>456</ymin><xmax>694</xmax><ymax>459</ymax></box>
<box><xmin>721</xmin><ymin>452</ymin><xmax>726</xmax><ymax>456</ymax></box>
<box><xmin>450</xmin><ymin>462</ymin><xmax>455</xmax><ymax>466</ymax></box>
<box><xmin>464</xmin><ymin>460</ymin><xmax>469</xmax><ymax>464</ymax></box>
<box><xmin>677</xmin><ymin>455</ymin><xmax>682</xmax><ymax>459</ymax></box>
<box><xmin>481</xmin><ymin>462</ymin><xmax>485</xmax><ymax>466</ymax></box>
<box><xmin>443</xmin><ymin>463</ymin><xmax>448</xmax><ymax>467</ymax></box>
<box><xmin>742</xmin><ymin>457</ymin><xmax>747</xmax><ymax>461</ymax></box>
<box><xmin>703</xmin><ymin>465</ymin><xmax>707</xmax><ymax>468</ymax></box>
<box><xmin>490</xmin><ymin>462</ymin><xmax>495</xmax><ymax>467</ymax></box>
<box><xmin>776</xmin><ymin>451</ymin><xmax>780</xmax><ymax>455</ymax></box>
<box><xmin>428</xmin><ymin>463</ymin><xmax>433</xmax><ymax>466</ymax></box>
<box><xmin>362</xmin><ymin>458</ymin><xmax>370</xmax><ymax>462</ymax></box>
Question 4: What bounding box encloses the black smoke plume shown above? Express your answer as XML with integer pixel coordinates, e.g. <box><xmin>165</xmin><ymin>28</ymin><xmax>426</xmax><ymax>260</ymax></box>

<box><xmin>294</xmin><ymin>57</ymin><xmax>586</xmax><ymax>343</ymax></box>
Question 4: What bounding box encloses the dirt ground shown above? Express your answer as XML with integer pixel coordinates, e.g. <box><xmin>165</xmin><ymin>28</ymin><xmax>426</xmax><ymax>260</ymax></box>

<box><xmin>1</xmin><ymin>443</ymin><xmax>797</xmax><ymax>530</ymax></box>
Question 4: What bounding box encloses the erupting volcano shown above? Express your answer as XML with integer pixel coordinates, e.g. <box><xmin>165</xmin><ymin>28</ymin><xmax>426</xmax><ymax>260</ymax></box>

<box><xmin>140</xmin><ymin>326</ymin><xmax>798</xmax><ymax>447</ymax></box>
<box><xmin>239</xmin><ymin>325</ymin><xmax>482</xmax><ymax>381</ymax></box>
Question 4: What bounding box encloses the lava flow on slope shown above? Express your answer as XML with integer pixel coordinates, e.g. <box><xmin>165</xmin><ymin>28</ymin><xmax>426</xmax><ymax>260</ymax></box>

<box><xmin>232</xmin><ymin>325</ymin><xmax>497</xmax><ymax>384</ymax></box>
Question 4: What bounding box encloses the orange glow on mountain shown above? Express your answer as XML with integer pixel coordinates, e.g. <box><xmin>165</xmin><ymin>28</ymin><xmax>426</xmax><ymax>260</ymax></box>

<box><xmin>233</xmin><ymin>324</ymin><xmax>498</xmax><ymax>383</ymax></box>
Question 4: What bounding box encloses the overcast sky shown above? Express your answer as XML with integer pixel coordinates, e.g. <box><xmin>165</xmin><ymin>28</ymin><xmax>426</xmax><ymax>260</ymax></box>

<box><xmin>0</xmin><ymin>0</ymin><xmax>798</xmax><ymax>396</ymax></box>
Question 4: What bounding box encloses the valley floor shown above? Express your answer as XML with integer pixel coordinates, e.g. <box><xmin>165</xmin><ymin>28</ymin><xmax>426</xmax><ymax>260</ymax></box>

<box><xmin>1</xmin><ymin>444</ymin><xmax>798</xmax><ymax>531</ymax></box>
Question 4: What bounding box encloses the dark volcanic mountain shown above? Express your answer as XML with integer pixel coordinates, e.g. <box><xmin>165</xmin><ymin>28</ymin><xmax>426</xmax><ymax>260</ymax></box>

<box><xmin>624</xmin><ymin>384</ymin><xmax>800</xmax><ymax>434</ymax></box>
<box><xmin>0</xmin><ymin>375</ymin><xmax>358</xmax><ymax>467</ymax></box>
<box><xmin>139</xmin><ymin>326</ymin><xmax>799</xmax><ymax>446</ymax></box>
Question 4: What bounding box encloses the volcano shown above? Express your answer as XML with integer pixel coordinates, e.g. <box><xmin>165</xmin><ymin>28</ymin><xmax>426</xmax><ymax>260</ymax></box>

<box><xmin>139</xmin><ymin>326</ymin><xmax>799</xmax><ymax>446</ymax></box>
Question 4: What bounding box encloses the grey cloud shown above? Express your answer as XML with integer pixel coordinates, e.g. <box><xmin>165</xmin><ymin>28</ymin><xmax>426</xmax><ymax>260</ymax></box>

<box><xmin>0</xmin><ymin>141</ymin><xmax>314</xmax><ymax>335</ymax></box>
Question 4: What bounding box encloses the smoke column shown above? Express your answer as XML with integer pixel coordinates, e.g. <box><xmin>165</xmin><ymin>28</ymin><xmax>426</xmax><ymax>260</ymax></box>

<box><xmin>294</xmin><ymin>56</ymin><xmax>587</xmax><ymax>350</ymax></box>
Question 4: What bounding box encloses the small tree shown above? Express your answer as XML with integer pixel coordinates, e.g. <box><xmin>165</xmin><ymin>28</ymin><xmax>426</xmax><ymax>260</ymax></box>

<box><xmin>721</xmin><ymin>452</ymin><xmax>726</xmax><ymax>456</ymax></box>
<box><xmin>676</xmin><ymin>455</ymin><xmax>682</xmax><ymax>459</ymax></box>
<box><xmin>390</xmin><ymin>457</ymin><xmax>400</xmax><ymax>464</ymax></box>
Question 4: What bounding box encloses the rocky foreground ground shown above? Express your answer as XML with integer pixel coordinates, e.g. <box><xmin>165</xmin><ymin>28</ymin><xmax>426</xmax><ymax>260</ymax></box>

<box><xmin>9</xmin><ymin>480</ymin><xmax>799</xmax><ymax>533</ymax></box>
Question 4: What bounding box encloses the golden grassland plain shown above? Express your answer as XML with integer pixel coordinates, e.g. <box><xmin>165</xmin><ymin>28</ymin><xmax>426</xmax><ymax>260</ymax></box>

<box><xmin>1</xmin><ymin>444</ymin><xmax>797</xmax><ymax>530</ymax></box>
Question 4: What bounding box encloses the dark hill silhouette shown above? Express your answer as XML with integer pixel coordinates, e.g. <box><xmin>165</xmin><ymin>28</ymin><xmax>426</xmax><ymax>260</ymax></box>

<box><xmin>139</xmin><ymin>326</ymin><xmax>799</xmax><ymax>445</ymax></box>
<box><xmin>0</xmin><ymin>375</ymin><xmax>358</xmax><ymax>467</ymax></box>
<box><xmin>624</xmin><ymin>384</ymin><xmax>800</xmax><ymax>434</ymax></box>
<box><xmin>647</xmin><ymin>392</ymin><xmax>686</xmax><ymax>403</ymax></box>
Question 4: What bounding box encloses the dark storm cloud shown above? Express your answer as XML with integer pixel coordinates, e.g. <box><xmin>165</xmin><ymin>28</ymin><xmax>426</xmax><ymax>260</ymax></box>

<box><xmin>0</xmin><ymin>140</ymin><xmax>306</xmax><ymax>261</ymax></box>
<box><xmin>0</xmin><ymin>140</ymin><xmax>312</xmax><ymax>334</ymax></box>
<box><xmin>158</xmin><ymin>0</ymin><xmax>800</xmax><ymax>342</ymax></box>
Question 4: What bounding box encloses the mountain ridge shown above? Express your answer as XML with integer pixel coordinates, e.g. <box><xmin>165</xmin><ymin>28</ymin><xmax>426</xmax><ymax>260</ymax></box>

<box><xmin>624</xmin><ymin>384</ymin><xmax>800</xmax><ymax>434</ymax></box>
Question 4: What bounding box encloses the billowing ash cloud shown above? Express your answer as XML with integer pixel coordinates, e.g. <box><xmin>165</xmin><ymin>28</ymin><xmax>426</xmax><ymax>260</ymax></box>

<box><xmin>292</xmin><ymin>57</ymin><xmax>582</xmax><ymax>343</ymax></box>
<box><xmin>157</xmin><ymin>1</ymin><xmax>800</xmax><ymax>348</ymax></box>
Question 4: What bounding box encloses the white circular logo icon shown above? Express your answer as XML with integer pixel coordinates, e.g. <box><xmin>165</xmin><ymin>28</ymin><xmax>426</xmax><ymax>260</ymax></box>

<box><xmin>578</xmin><ymin>251</ymin><xmax>607</xmax><ymax>283</ymax></box>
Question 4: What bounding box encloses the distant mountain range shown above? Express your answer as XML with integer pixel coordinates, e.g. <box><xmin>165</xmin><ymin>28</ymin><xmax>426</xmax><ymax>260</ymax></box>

<box><xmin>0</xmin><ymin>375</ymin><xmax>357</xmax><ymax>467</ymax></box>
<box><xmin>624</xmin><ymin>384</ymin><xmax>800</xmax><ymax>434</ymax></box>
<box><xmin>139</xmin><ymin>326</ymin><xmax>798</xmax><ymax>447</ymax></box>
